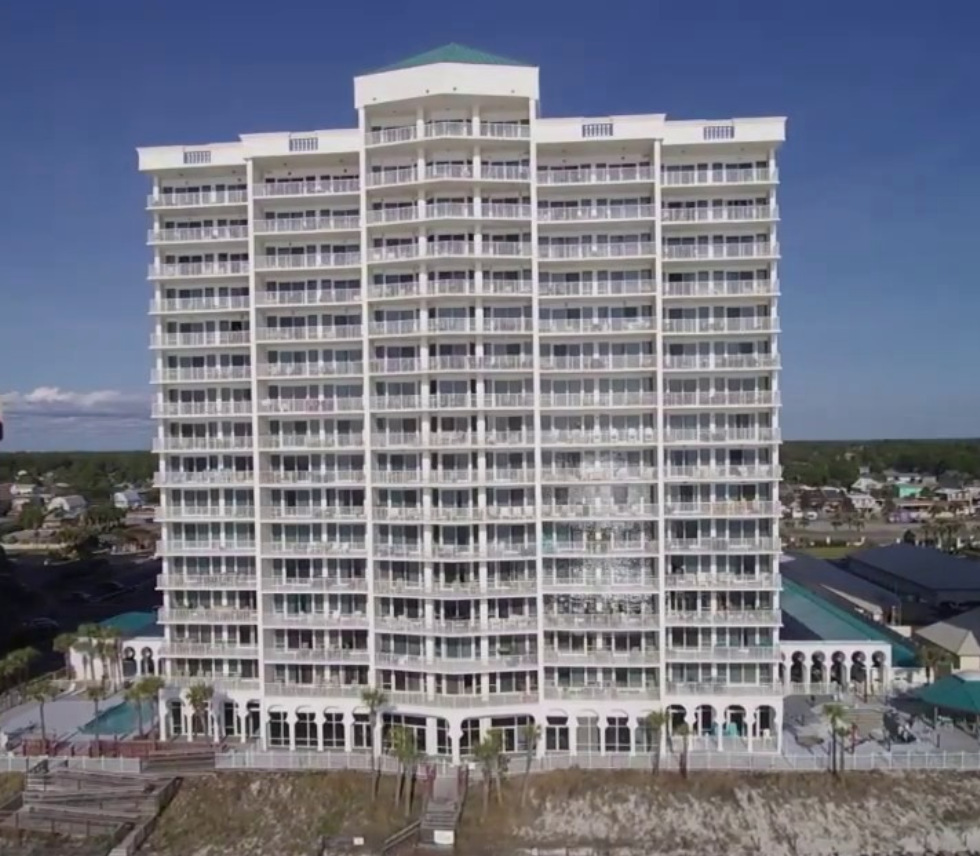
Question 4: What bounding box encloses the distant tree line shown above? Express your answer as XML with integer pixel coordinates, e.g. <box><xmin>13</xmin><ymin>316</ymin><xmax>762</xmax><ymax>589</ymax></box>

<box><xmin>0</xmin><ymin>451</ymin><xmax>155</xmax><ymax>501</ymax></box>
<box><xmin>782</xmin><ymin>440</ymin><xmax>980</xmax><ymax>487</ymax></box>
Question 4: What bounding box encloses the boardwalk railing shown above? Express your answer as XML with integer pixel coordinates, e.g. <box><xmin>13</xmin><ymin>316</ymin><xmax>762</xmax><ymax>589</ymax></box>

<box><xmin>213</xmin><ymin>748</ymin><xmax>980</xmax><ymax>774</ymax></box>
<box><xmin>0</xmin><ymin>756</ymin><xmax>142</xmax><ymax>774</ymax></box>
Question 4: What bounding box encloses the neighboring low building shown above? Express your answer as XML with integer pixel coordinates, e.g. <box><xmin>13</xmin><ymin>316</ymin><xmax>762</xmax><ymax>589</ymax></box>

<box><xmin>915</xmin><ymin>608</ymin><xmax>980</xmax><ymax>671</ymax></box>
<box><xmin>113</xmin><ymin>489</ymin><xmax>143</xmax><ymax>510</ymax></box>
<box><xmin>46</xmin><ymin>495</ymin><xmax>88</xmax><ymax>517</ymax></box>
<box><xmin>847</xmin><ymin>493</ymin><xmax>881</xmax><ymax>514</ymax></box>
<box><xmin>781</xmin><ymin>553</ymin><xmax>901</xmax><ymax>624</ymax></box>
<box><xmin>848</xmin><ymin>544</ymin><xmax>980</xmax><ymax>608</ymax></box>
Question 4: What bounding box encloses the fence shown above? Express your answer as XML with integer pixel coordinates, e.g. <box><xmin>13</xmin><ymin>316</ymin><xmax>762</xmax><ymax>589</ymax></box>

<box><xmin>212</xmin><ymin>748</ymin><xmax>980</xmax><ymax>775</ymax></box>
<box><xmin>0</xmin><ymin>755</ymin><xmax>142</xmax><ymax>774</ymax></box>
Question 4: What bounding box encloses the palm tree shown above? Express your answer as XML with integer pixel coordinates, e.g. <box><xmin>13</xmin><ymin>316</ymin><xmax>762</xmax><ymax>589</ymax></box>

<box><xmin>18</xmin><ymin>504</ymin><xmax>47</xmax><ymax>540</ymax></box>
<box><xmin>124</xmin><ymin>683</ymin><xmax>148</xmax><ymax>738</ymax></box>
<box><xmin>519</xmin><ymin>721</ymin><xmax>541</xmax><ymax>807</ymax></box>
<box><xmin>388</xmin><ymin>725</ymin><xmax>420</xmax><ymax>814</ymax></box>
<box><xmin>645</xmin><ymin>709</ymin><xmax>668</xmax><ymax>776</ymax></box>
<box><xmin>473</xmin><ymin>729</ymin><xmax>506</xmax><ymax>816</ymax></box>
<box><xmin>24</xmin><ymin>678</ymin><xmax>58</xmax><ymax>747</ymax></box>
<box><xmin>674</xmin><ymin>722</ymin><xmax>691</xmax><ymax>778</ymax></box>
<box><xmin>823</xmin><ymin>702</ymin><xmax>848</xmax><ymax>776</ymax></box>
<box><xmin>185</xmin><ymin>682</ymin><xmax>214</xmax><ymax>740</ymax></box>
<box><xmin>137</xmin><ymin>676</ymin><xmax>165</xmax><ymax>738</ymax></box>
<box><xmin>52</xmin><ymin>632</ymin><xmax>77</xmax><ymax>679</ymax></box>
<box><xmin>919</xmin><ymin>645</ymin><xmax>952</xmax><ymax>683</ymax></box>
<box><xmin>3</xmin><ymin>647</ymin><xmax>40</xmax><ymax>699</ymax></box>
<box><xmin>86</xmin><ymin>682</ymin><xmax>109</xmax><ymax>752</ymax></box>
<box><xmin>360</xmin><ymin>686</ymin><xmax>388</xmax><ymax>801</ymax></box>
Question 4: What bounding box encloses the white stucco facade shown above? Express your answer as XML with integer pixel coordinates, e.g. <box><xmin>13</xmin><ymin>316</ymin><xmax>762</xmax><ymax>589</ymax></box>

<box><xmin>139</xmin><ymin>46</ymin><xmax>786</xmax><ymax>758</ymax></box>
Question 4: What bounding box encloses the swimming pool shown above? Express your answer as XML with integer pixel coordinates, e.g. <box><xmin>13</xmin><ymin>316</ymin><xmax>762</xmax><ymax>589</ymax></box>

<box><xmin>80</xmin><ymin>700</ymin><xmax>156</xmax><ymax>736</ymax></box>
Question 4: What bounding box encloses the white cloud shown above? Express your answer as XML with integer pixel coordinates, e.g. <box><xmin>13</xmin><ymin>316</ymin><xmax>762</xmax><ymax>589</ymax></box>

<box><xmin>0</xmin><ymin>387</ymin><xmax>150</xmax><ymax>420</ymax></box>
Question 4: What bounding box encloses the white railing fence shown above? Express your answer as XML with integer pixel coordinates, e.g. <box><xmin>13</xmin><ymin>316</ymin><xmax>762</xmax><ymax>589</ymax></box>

<box><xmin>0</xmin><ymin>755</ymin><xmax>142</xmax><ymax>774</ymax></box>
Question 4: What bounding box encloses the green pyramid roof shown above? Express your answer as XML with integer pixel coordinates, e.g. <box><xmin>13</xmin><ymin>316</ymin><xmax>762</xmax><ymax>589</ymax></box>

<box><xmin>916</xmin><ymin>672</ymin><xmax>980</xmax><ymax>715</ymax></box>
<box><xmin>375</xmin><ymin>43</ymin><xmax>531</xmax><ymax>74</ymax></box>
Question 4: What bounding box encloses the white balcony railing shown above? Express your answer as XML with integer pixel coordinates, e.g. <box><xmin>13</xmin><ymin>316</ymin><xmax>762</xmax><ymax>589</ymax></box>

<box><xmin>154</xmin><ymin>471</ymin><xmax>255</xmax><ymax>486</ymax></box>
<box><xmin>148</xmin><ymin>261</ymin><xmax>249</xmax><ymax>278</ymax></box>
<box><xmin>148</xmin><ymin>189</ymin><xmax>247</xmax><ymax>208</ymax></box>
<box><xmin>538</xmin><ymin>317</ymin><xmax>656</xmax><ymax>334</ymax></box>
<box><xmin>662</xmin><ymin>428</ymin><xmax>779</xmax><ymax>445</ymax></box>
<box><xmin>663</xmin><ymin>500</ymin><xmax>779</xmax><ymax>517</ymax></box>
<box><xmin>661</xmin><ymin>205</ymin><xmax>778</xmax><ymax>224</ymax></box>
<box><xmin>661</xmin><ymin>317</ymin><xmax>778</xmax><ymax>335</ymax></box>
<box><xmin>259</xmin><ymin>433</ymin><xmax>364</xmax><ymax>450</ymax></box>
<box><xmin>538</xmin><ymin>278</ymin><xmax>656</xmax><ymax>298</ymax></box>
<box><xmin>662</xmin><ymin>279</ymin><xmax>777</xmax><ymax>299</ymax></box>
<box><xmin>538</xmin><ymin>241</ymin><xmax>655</xmax><ymax>260</ymax></box>
<box><xmin>252</xmin><ymin>179</ymin><xmax>360</xmax><ymax>197</ymax></box>
<box><xmin>664</xmin><ymin>465</ymin><xmax>781</xmax><ymax>481</ymax></box>
<box><xmin>539</xmin><ymin>354</ymin><xmax>657</xmax><ymax>371</ymax></box>
<box><xmin>148</xmin><ymin>225</ymin><xmax>249</xmax><ymax>244</ymax></box>
<box><xmin>662</xmin><ymin>354</ymin><xmax>780</xmax><ymax>371</ymax></box>
<box><xmin>662</xmin><ymin>391</ymin><xmax>779</xmax><ymax>408</ymax></box>
<box><xmin>254</xmin><ymin>325</ymin><xmax>362</xmax><ymax>342</ymax></box>
<box><xmin>152</xmin><ymin>401</ymin><xmax>252</xmax><ymax>418</ymax></box>
<box><xmin>150</xmin><ymin>331</ymin><xmax>250</xmax><ymax>348</ymax></box>
<box><xmin>255</xmin><ymin>288</ymin><xmax>361</xmax><ymax>307</ymax></box>
<box><xmin>150</xmin><ymin>296</ymin><xmax>250</xmax><ymax>314</ymax></box>
<box><xmin>151</xmin><ymin>366</ymin><xmax>252</xmax><ymax>383</ymax></box>
<box><xmin>537</xmin><ymin>166</ymin><xmax>655</xmax><ymax>185</ymax></box>
<box><xmin>255</xmin><ymin>253</ymin><xmax>361</xmax><ymax>271</ymax></box>
<box><xmin>660</xmin><ymin>167</ymin><xmax>777</xmax><ymax>187</ymax></box>
<box><xmin>539</xmin><ymin>427</ymin><xmax>656</xmax><ymax>445</ymax></box>
<box><xmin>253</xmin><ymin>216</ymin><xmax>360</xmax><ymax>234</ymax></box>
<box><xmin>540</xmin><ymin>392</ymin><xmax>657</xmax><ymax>408</ymax></box>
<box><xmin>153</xmin><ymin>437</ymin><xmax>252</xmax><ymax>452</ymax></box>
<box><xmin>537</xmin><ymin>204</ymin><xmax>656</xmax><ymax>223</ymax></box>
<box><xmin>663</xmin><ymin>242</ymin><xmax>778</xmax><ymax>261</ymax></box>
<box><xmin>257</xmin><ymin>361</ymin><xmax>363</xmax><ymax>378</ymax></box>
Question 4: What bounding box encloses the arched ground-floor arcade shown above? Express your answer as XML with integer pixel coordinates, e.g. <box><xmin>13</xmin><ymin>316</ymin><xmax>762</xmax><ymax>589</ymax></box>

<box><xmin>158</xmin><ymin>692</ymin><xmax>784</xmax><ymax>760</ymax></box>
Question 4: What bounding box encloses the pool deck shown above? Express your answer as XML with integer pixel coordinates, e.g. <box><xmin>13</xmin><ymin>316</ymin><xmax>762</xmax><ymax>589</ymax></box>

<box><xmin>0</xmin><ymin>690</ymin><xmax>128</xmax><ymax>745</ymax></box>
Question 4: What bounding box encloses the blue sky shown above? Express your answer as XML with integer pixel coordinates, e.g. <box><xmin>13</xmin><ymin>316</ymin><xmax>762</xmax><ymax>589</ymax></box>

<box><xmin>1</xmin><ymin>0</ymin><xmax>978</xmax><ymax>450</ymax></box>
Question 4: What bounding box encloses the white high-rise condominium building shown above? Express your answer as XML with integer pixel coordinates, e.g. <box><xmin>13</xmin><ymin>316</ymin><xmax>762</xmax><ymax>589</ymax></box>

<box><xmin>141</xmin><ymin>45</ymin><xmax>785</xmax><ymax>759</ymax></box>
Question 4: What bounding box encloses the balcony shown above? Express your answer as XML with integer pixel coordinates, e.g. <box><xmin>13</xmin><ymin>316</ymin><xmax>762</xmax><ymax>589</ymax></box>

<box><xmin>264</xmin><ymin>683</ymin><xmax>365</xmax><ymax>699</ymax></box>
<box><xmin>664</xmin><ymin>464</ymin><xmax>781</xmax><ymax>481</ymax></box>
<box><xmin>662</xmin><ymin>391</ymin><xmax>779</xmax><ymax>409</ymax></box>
<box><xmin>158</xmin><ymin>539</ymin><xmax>256</xmax><ymax>555</ymax></box>
<box><xmin>665</xmin><ymin>573</ymin><xmax>781</xmax><ymax>590</ymax></box>
<box><xmin>259</xmin><ymin>433</ymin><xmax>364</xmax><ymax>451</ymax></box>
<box><xmin>367</xmin><ymin>167</ymin><xmax>419</xmax><ymax>188</ymax></box>
<box><xmin>168</xmin><ymin>676</ymin><xmax>261</xmax><ymax>693</ymax></box>
<box><xmin>261</xmin><ymin>576</ymin><xmax>368</xmax><ymax>594</ymax></box>
<box><xmin>152</xmin><ymin>401</ymin><xmax>252</xmax><ymax>418</ymax></box>
<box><xmin>667</xmin><ymin>537</ymin><xmax>781</xmax><ymax>553</ymax></box>
<box><xmin>543</xmin><ymin>612</ymin><xmax>657</xmax><ymax>630</ymax></box>
<box><xmin>375</xmin><ymin>653</ymin><xmax>537</xmax><ymax>673</ymax></box>
<box><xmin>148</xmin><ymin>189</ymin><xmax>247</xmax><ymax>209</ymax></box>
<box><xmin>150</xmin><ymin>296</ymin><xmax>251</xmax><ymax>316</ymax></box>
<box><xmin>365</xmin><ymin>125</ymin><xmax>418</xmax><ymax>146</ymax></box>
<box><xmin>662</xmin><ymin>355</ymin><xmax>780</xmax><ymax>372</ymax></box>
<box><xmin>662</xmin><ymin>242</ymin><xmax>779</xmax><ymax>262</ymax></box>
<box><xmin>148</xmin><ymin>225</ymin><xmax>249</xmax><ymax>245</ymax></box>
<box><xmin>265</xmin><ymin>613</ymin><xmax>369</xmax><ymax>632</ymax></box>
<box><xmin>365</xmin><ymin>120</ymin><xmax>527</xmax><ymax>143</ymax></box>
<box><xmin>542</xmin><ymin>540</ymin><xmax>658</xmax><ymax>556</ymax></box>
<box><xmin>255</xmin><ymin>326</ymin><xmax>362</xmax><ymax>343</ymax></box>
<box><xmin>257</xmin><ymin>361</ymin><xmax>363</xmax><ymax>379</ymax></box>
<box><xmin>256</xmin><ymin>398</ymin><xmax>363</xmax><ymax>416</ymax></box>
<box><xmin>259</xmin><ymin>470</ymin><xmax>365</xmax><ymax>486</ymax></box>
<box><xmin>538</xmin><ymin>278</ymin><xmax>655</xmax><ymax>298</ymax></box>
<box><xmin>661</xmin><ymin>317</ymin><xmax>779</xmax><ymax>336</ymax></box>
<box><xmin>255</xmin><ymin>253</ymin><xmax>361</xmax><ymax>272</ymax></box>
<box><xmin>539</xmin><ymin>427</ymin><xmax>657</xmax><ymax>446</ymax></box>
<box><xmin>266</xmin><ymin>540</ymin><xmax>367</xmax><ymax>557</ymax></box>
<box><xmin>660</xmin><ymin>167</ymin><xmax>777</xmax><ymax>187</ymax></box>
<box><xmin>541</xmin><ymin>574</ymin><xmax>657</xmax><ymax>591</ymax></box>
<box><xmin>155</xmin><ymin>505</ymin><xmax>254</xmax><ymax>522</ymax></box>
<box><xmin>480</xmin><ymin>165</ymin><xmax>531</xmax><ymax>182</ymax></box>
<box><xmin>150</xmin><ymin>331</ymin><xmax>250</xmax><ymax>349</ymax></box>
<box><xmin>539</xmin><ymin>392</ymin><xmax>657</xmax><ymax>409</ymax></box>
<box><xmin>266</xmin><ymin>648</ymin><xmax>370</xmax><ymax>664</ymax></box>
<box><xmin>161</xmin><ymin>641</ymin><xmax>259</xmax><ymax>658</ymax></box>
<box><xmin>538</xmin><ymin>204</ymin><xmax>656</xmax><ymax>223</ymax></box>
<box><xmin>544</xmin><ymin>650</ymin><xmax>659</xmax><ymax>666</ymax></box>
<box><xmin>261</xmin><ymin>506</ymin><xmax>366</xmax><ymax>523</ymax></box>
<box><xmin>376</xmin><ymin>616</ymin><xmax>539</xmax><ymax>634</ymax></box>
<box><xmin>154</xmin><ymin>471</ymin><xmax>254</xmax><ymax>487</ymax></box>
<box><xmin>374</xmin><ymin>579</ymin><xmax>535</xmax><ymax>596</ymax></box>
<box><xmin>537</xmin><ymin>167</ymin><xmax>655</xmax><ymax>186</ymax></box>
<box><xmin>255</xmin><ymin>288</ymin><xmax>361</xmax><ymax>307</ymax></box>
<box><xmin>539</xmin><ymin>317</ymin><xmax>656</xmax><ymax>335</ymax></box>
<box><xmin>538</xmin><ymin>241</ymin><xmax>655</xmax><ymax>261</ymax></box>
<box><xmin>540</xmin><ymin>501</ymin><xmax>659</xmax><ymax>519</ymax></box>
<box><xmin>539</xmin><ymin>354</ymin><xmax>657</xmax><ymax>373</ymax></box>
<box><xmin>157</xmin><ymin>573</ymin><xmax>257</xmax><ymax>590</ymax></box>
<box><xmin>662</xmin><ymin>428</ymin><xmax>779</xmax><ymax>445</ymax></box>
<box><xmin>661</xmin><ymin>205</ymin><xmax>778</xmax><ymax>225</ymax></box>
<box><xmin>384</xmin><ymin>691</ymin><xmax>539</xmax><ymax>709</ymax></box>
<box><xmin>540</xmin><ymin>466</ymin><xmax>656</xmax><ymax>483</ymax></box>
<box><xmin>253</xmin><ymin>216</ymin><xmax>360</xmax><ymax>235</ymax></box>
<box><xmin>152</xmin><ymin>437</ymin><xmax>253</xmax><ymax>453</ymax></box>
<box><xmin>664</xmin><ymin>500</ymin><xmax>779</xmax><ymax>517</ymax></box>
<box><xmin>148</xmin><ymin>261</ymin><xmax>249</xmax><ymax>279</ymax></box>
<box><xmin>663</xmin><ymin>280</ymin><xmax>778</xmax><ymax>300</ymax></box>
<box><xmin>158</xmin><ymin>607</ymin><xmax>259</xmax><ymax>623</ymax></box>
<box><xmin>152</xmin><ymin>367</ymin><xmax>251</xmax><ymax>385</ymax></box>
<box><xmin>665</xmin><ymin>609</ymin><xmax>781</xmax><ymax>627</ymax></box>
<box><xmin>665</xmin><ymin>646</ymin><xmax>779</xmax><ymax>662</ymax></box>
<box><xmin>665</xmin><ymin>681</ymin><xmax>781</xmax><ymax>697</ymax></box>
<box><xmin>252</xmin><ymin>179</ymin><xmax>360</xmax><ymax>198</ymax></box>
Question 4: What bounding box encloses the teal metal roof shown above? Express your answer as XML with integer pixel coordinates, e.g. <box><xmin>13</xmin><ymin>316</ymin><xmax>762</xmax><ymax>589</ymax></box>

<box><xmin>375</xmin><ymin>44</ymin><xmax>531</xmax><ymax>74</ymax></box>
<box><xmin>782</xmin><ymin>579</ymin><xmax>919</xmax><ymax>667</ymax></box>
<box><xmin>917</xmin><ymin>673</ymin><xmax>980</xmax><ymax>715</ymax></box>
<box><xmin>98</xmin><ymin>611</ymin><xmax>157</xmax><ymax>636</ymax></box>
